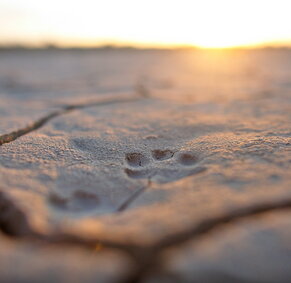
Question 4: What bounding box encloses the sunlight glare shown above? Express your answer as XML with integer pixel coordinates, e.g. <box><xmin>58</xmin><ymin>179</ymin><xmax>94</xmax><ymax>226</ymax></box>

<box><xmin>0</xmin><ymin>0</ymin><xmax>290</xmax><ymax>48</ymax></box>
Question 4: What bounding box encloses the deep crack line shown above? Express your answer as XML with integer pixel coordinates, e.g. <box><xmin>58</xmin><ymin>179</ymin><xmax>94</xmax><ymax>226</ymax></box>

<box><xmin>153</xmin><ymin>197</ymin><xmax>291</xmax><ymax>250</ymax></box>
<box><xmin>124</xmin><ymin>197</ymin><xmax>291</xmax><ymax>283</ymax></box>
<box><xmin>0</xmin><ymin>110</ymin><xmax>62</xmax><ymax>146</ymax></box>
<box><xmin>0</xmin><ymin>95</ymin><xmax>143</xmax><ymax>146</ymax></box>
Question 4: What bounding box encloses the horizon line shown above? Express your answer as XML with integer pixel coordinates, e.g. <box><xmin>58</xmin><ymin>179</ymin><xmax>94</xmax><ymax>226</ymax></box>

<box><xmin>1</xmin><ymin>44</ymin><xmax>291</xmax><ymax>51</ymax></box>
<box><xmin>1</xmin><ymin>38</ymin><xmax>291</xmax><ymax>50</ymax></box>
<box><xmin>1</xmin><ymin>41</ymin><xmax>291</xmax><ymax>51</ymax></box>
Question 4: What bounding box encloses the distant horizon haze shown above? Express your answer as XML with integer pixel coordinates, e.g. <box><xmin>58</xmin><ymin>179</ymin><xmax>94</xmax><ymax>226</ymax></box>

<box><xmin>1</xmin><ymin>0</ymin><xmax>291</xmax><ymax>49</ymax></box>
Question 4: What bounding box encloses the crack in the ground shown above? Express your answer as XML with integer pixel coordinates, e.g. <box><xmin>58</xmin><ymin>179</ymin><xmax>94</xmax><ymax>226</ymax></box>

<box><xmin>123</xmin><ymin>197</ymin><xmax>291</xmax><ymax>283</ymax></box>
<box><xmin>117</xmin><ymin>179</ymin><xmax>152</xmax><ymax>212</ymax></box>
<box><xmin>0</xmin><ymin>95</ymin><xmax>142</xmax><ymax>146</ymax></box>
<box><xmin>2</xmin><ymin>188</ymin><xmax>291</xmax><ymax>283</ymax></box>
<box><xmin>154</xmin><ymin>198</ymin><xmax>291</xmax><ymax>249</ymax></box>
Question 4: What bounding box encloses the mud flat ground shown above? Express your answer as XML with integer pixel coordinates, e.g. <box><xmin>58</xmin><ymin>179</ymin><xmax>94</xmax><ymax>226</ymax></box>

<box><xmin>0</xmin><ymin>48</ymin><xmax>291</xmax><ymax>282</ymax></box>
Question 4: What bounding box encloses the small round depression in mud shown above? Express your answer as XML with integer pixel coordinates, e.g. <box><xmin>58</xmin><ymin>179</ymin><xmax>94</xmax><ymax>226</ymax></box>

<box><xmin>152</xmin><ymin>149</ymin><xmax>174</xmax><ymax>161</ymax></box>
<box><xmin>125</xmin><ymin>152</ymin><xmax>149</xmax><ymax>167</ymax></box>
<box><xmin>177</xmin><ymin>152</ymin><xmax>198</xmax><ymax>166</ymax></box>
<box><xmin>49</xmin><ymin>191</ymin><xmax>99</xmax><ymax>212</ymax></box>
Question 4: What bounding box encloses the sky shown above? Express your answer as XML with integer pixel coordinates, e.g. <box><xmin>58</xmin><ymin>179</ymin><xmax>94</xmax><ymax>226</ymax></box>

<box><xmin>0</xmin><ymin>0</ymin><xmax>291</xmax><ymax>48</ymax></box>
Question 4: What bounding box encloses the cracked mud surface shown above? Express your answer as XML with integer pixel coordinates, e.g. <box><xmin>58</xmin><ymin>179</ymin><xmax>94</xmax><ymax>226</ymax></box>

<box><xmin>0</xmin><ymin>49</ymin><xmax>291</xmax><ymax>282</ymax></box>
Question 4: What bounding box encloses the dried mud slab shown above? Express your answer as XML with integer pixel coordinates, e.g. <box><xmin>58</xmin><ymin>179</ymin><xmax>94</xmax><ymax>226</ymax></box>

<box><xmin>0</xmin><ymin>94</ymin><xmax>290</xmax><ymax>246</ymax></box>
<box><xmin>0</xmin><ymin>49</ymin><xmax>291</xmax><ymax>282</ymax></box>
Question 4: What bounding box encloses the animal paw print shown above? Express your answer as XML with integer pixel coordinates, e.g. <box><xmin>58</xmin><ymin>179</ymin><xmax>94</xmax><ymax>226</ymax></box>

<box><xmin>49</xmin><ymin>191</ymin><xmax>100</xmax><ymax>215</ymax></box>
<box><xmin>124</xmin><ymin>150</ymin><xmax>205</xmax><ymax>184</ymax></box>
<box><xmin>152</xmin><ymin>149</ymin><xmax>175</xmax><ymax>161</ymax></box>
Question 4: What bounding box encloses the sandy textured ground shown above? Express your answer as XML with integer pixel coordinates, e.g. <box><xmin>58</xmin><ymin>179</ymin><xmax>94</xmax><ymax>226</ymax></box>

<box><xmin>0</xmin><ymin>48</ymin><xmax>291</xmax><ymax>282</ymax></box>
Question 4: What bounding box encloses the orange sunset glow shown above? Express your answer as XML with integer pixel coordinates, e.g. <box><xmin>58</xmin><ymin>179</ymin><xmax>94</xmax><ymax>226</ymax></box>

<box><xmin>0</xmin><ymin>0</ymin><xmax>291</xmax><ymax>49</ymax></box>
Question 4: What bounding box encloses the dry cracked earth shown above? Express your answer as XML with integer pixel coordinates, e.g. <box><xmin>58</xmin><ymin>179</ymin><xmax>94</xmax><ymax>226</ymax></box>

<box><xmin>0</xmin><ymin>48</ymin><xmax>291</xmax><ymax>283</ymax></box>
